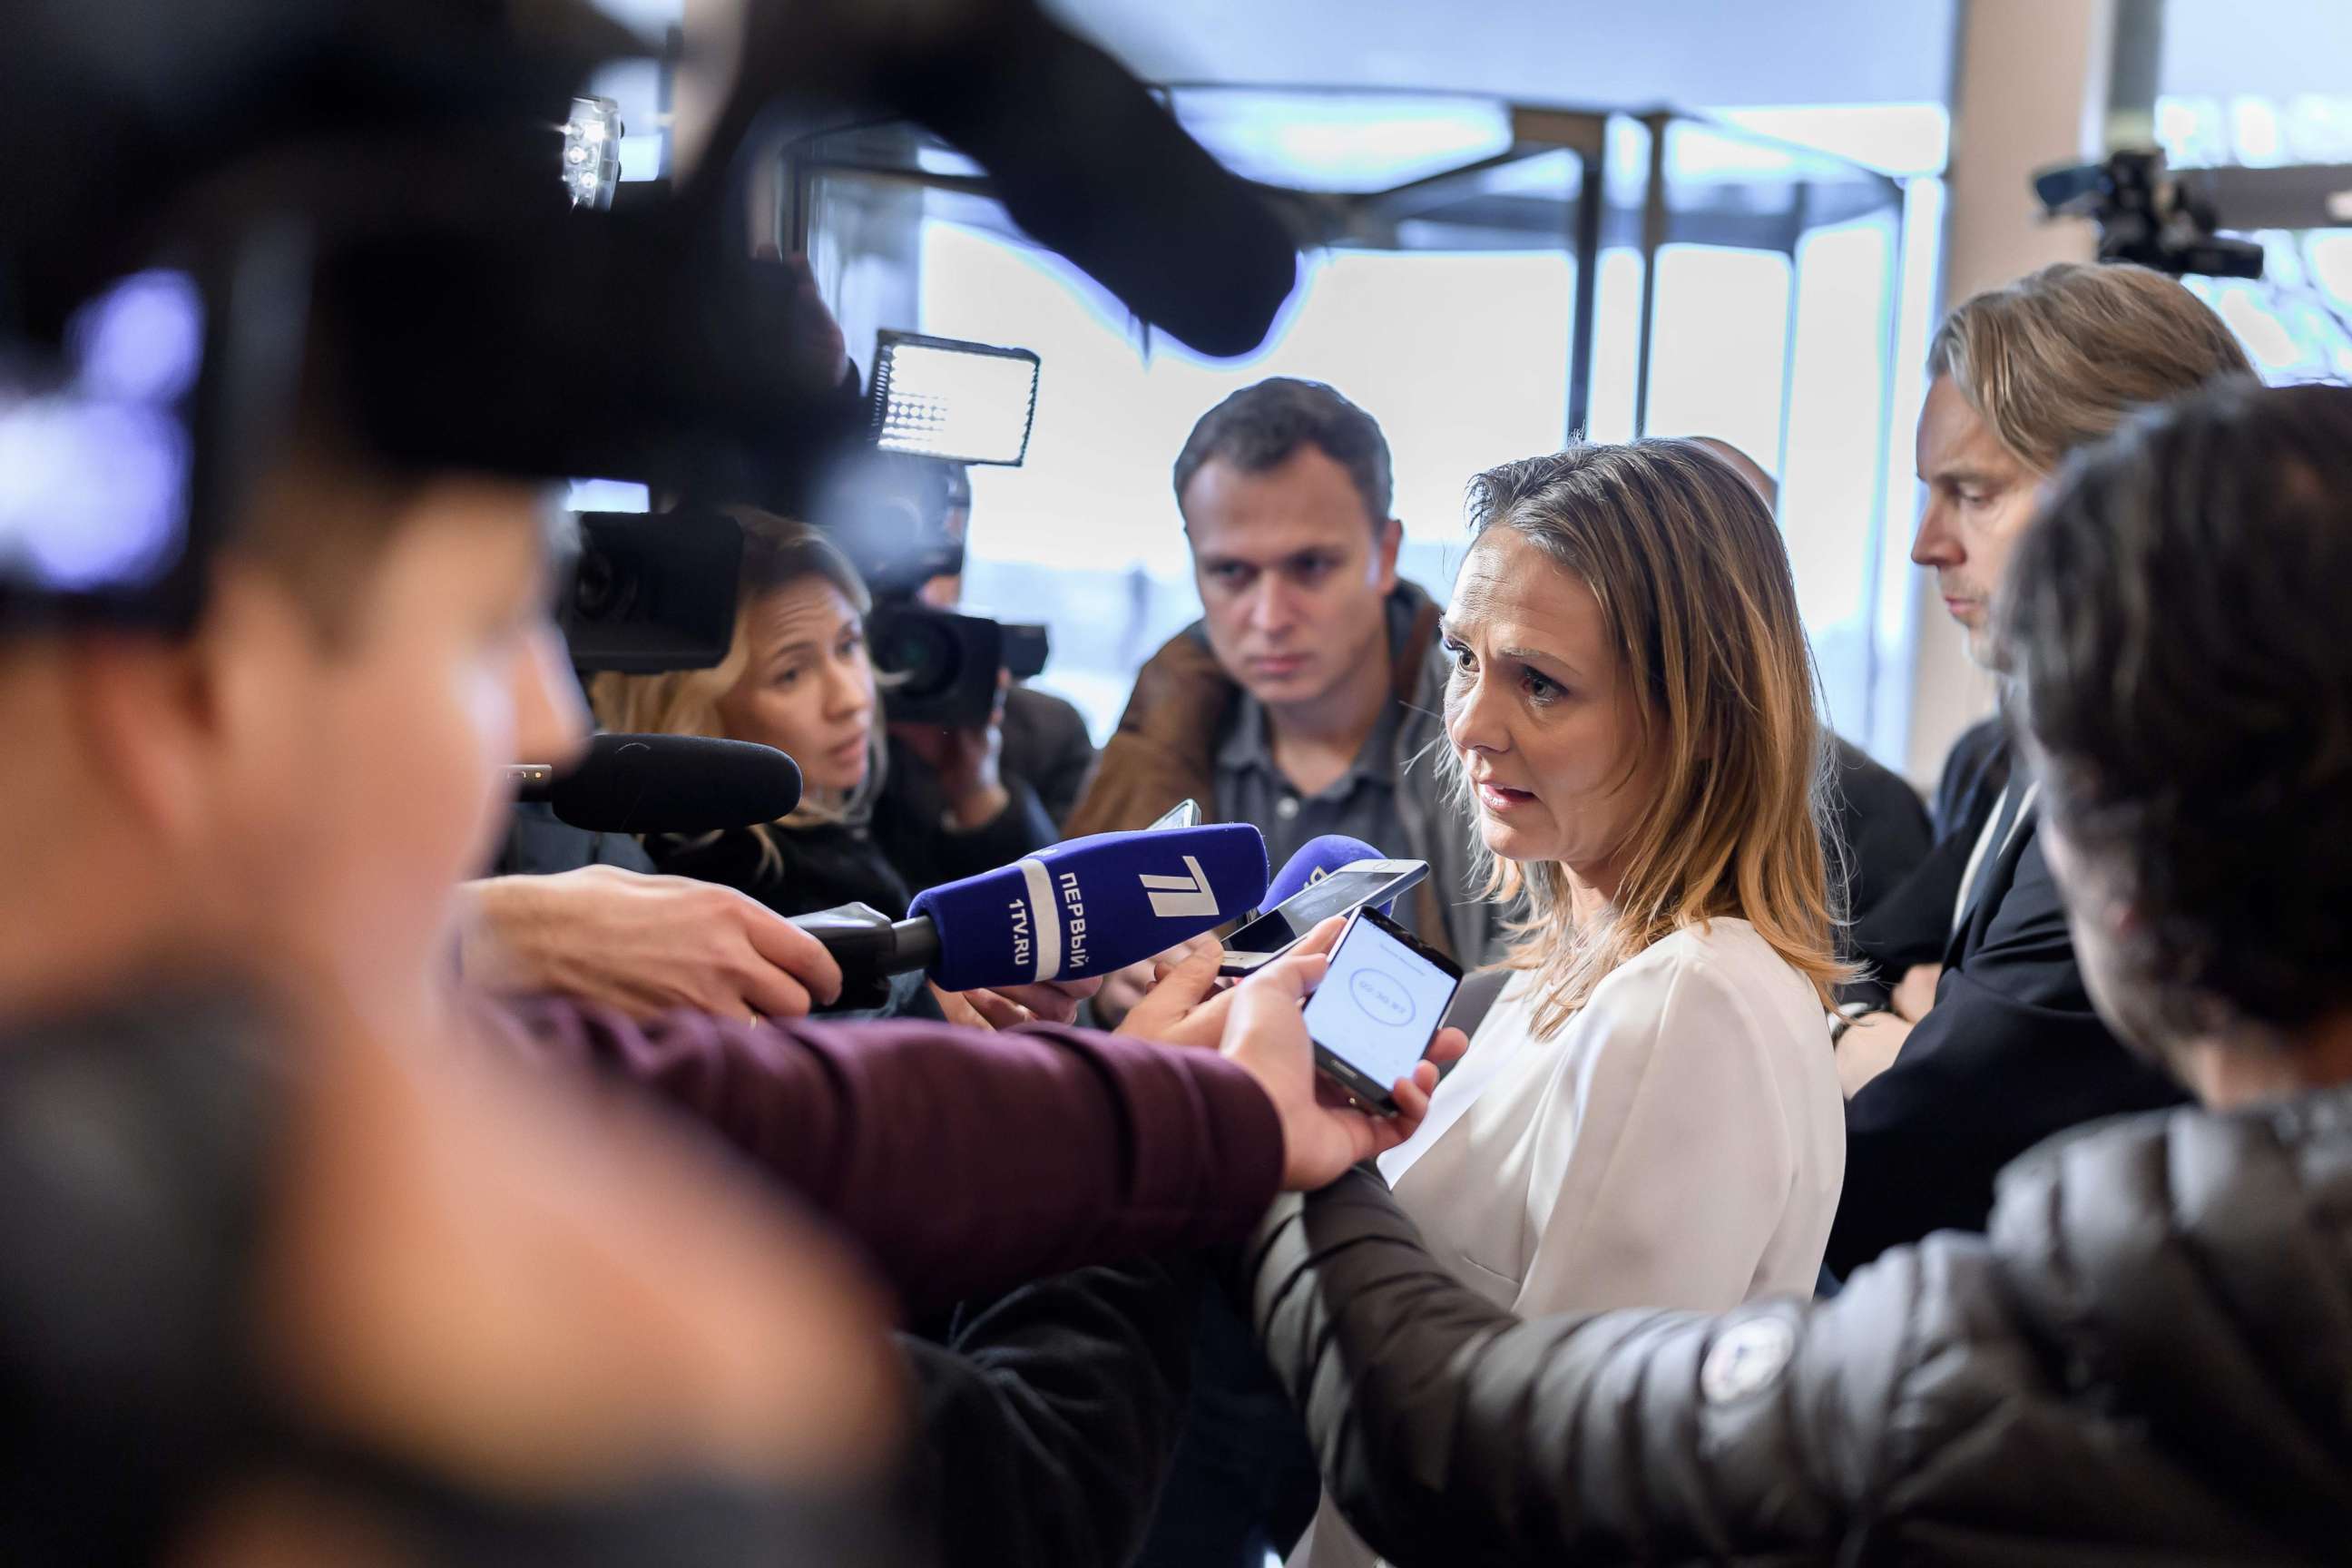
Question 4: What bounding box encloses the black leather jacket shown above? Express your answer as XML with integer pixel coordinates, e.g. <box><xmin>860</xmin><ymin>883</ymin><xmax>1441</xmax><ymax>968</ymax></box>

<box><xmin>1247</xmin><ymin>1085</ymin><xmax>2352</xmax><ymax>1564</ymax></box>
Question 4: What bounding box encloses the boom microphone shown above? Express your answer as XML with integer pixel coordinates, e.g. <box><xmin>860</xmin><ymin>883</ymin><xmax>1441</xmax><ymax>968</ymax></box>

<box><xmin>511</xmin><ymin>733</ymin><xmax>801</xmax><ymax>834</ymax></box>
<box><xmin>798</xmin><ymin>823</ymin><xmax>1269</xmax><ymax>995</ymax></box>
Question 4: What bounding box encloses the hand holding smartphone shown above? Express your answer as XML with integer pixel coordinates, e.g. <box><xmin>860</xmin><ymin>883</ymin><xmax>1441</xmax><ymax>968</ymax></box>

<box><xmin>1301</xmin><ymin>906</ymin><xmax>1463</xmax><ymax>1114</ymax></box>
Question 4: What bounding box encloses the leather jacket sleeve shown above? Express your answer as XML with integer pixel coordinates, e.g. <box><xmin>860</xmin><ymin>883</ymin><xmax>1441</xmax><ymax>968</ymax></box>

<box><xmin>1243</xmin><ymin>1168</ymin><xmax>1983</xmax><ymax>1564</ymax></box>
<box><xmin>901</xmin><ymin>1256</ymin><xmax>1198</xmax><ymax>1568</ymax></box>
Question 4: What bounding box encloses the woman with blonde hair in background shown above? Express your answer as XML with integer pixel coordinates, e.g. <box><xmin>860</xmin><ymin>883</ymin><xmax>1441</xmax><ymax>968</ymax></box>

<box><xmin>1290</xmin><ymin>441</ymin><xmax>1850</xmax><ymax>1568</ymax></box>
<box><xmin>592</xmin><ymin>511</ymin><xmax>1060</xmax><ymax>1018</ymax></box>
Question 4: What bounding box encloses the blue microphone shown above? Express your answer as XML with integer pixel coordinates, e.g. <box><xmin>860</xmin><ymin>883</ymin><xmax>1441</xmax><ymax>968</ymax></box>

<box><xmin>913</xmin><ymin>823</ymin><xmax>1269</xmax><ymax>989</ymax></box>
<box><xmin>796</xmin><ymin>824</ymin><xmax>1271</xmax><ymax>996</ymax></box>
<box><xmin>1261</xmin><ymin>834</ymin><xmax>1387</xmax><ymax>912</ymax></box>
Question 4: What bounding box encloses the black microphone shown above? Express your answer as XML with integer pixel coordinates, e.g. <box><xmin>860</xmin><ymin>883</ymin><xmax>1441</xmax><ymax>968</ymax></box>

<box><xmin>510</xmin><ymin>733</ymin><xmax>801</xmax><ymax>834</ymax></box>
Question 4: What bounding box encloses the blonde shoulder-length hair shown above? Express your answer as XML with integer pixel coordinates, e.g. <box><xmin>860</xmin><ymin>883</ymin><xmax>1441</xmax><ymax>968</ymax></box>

<box><xmin>588</xmin><ymin>509</ymin><xmax>887</xmax><ymax>848</ymax></box>
<box><xmin>1452</xmin><ymin>440</ymin><xmax>1850</xmax><ymax>1040</ymax></box>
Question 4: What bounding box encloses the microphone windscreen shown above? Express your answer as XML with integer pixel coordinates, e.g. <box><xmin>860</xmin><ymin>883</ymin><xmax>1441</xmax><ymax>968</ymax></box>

<box><xmin>911</xmin><ymin>823</ymin><xmax>1269</xmax><ymax>990</ymax></box>
<box><xmin>531</xmin><ymin>733</ymin><xmax>802</xmax><ymax>834</ymax></box>
<box><xmin>1263</xmin><ymin>834</ymin><xmax>1387</xmax><ymax>912</ymax></box>
<box><xmin>900</xmin><ymin>15</ymin><xmax>1298</xmax><ymax>358</ymax></box>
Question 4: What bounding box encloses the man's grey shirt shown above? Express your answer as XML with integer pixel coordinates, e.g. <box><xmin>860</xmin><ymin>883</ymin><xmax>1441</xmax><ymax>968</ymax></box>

<box><xmin>1213</xmin><ymin>677</ymin><xmax>1430</xmax><ymax>942</ymax></box>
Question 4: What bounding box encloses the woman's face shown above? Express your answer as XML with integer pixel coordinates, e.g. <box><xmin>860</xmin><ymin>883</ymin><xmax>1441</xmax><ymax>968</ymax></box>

<box><xmin>1442</xmin><ymin>530</ymin><xmax>1658</xmax><ymax>889</ymax></box>
<box><xmin>715</xmin><ymin>578</ymin><xmax>877</xmax><ymax>797</ymax></box>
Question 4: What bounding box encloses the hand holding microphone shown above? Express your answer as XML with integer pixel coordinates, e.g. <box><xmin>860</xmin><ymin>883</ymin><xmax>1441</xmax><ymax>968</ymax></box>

<box><xmin>458</xmin><ymin>867</ymin><xmax>845</xmax><ymax>1023</ymax></box>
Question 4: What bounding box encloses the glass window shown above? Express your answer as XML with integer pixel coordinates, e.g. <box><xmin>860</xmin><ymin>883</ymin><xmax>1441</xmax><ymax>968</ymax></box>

<box><xmin>2151</xmin><ymin>92</ymin><xmax>2352</xmax><ymax>383</ymax></box>
<box><xmin>916</xmin><ymin>225</ymin><xmax>1575</xmax><ymax>738</ymax></box>
<box><xmin>799</xmin><ymin>102</ymin><xmax>1912</xmax><ymax>760</ymax></box>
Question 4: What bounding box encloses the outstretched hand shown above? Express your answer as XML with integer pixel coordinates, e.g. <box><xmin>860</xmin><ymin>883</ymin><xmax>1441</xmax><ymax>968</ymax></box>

<box><xmin>1112</xmin><ymin>912</ymin><xmax>1357</xmax><ymax>1051</ymax></box>
<box><xmin>456</xmin><ymin>866</ymin><xmax>844</xmax><ymax>1022</ymax></box>
<box><xmin>1112</xmin><ymin>939</ymin><xmax>1232</xmax><ymax>1049</ymax></box>
<box><xmin>1219</xmin><ymin>945</ymin><xmax>1460</xmax><ymax>1190</ymax></box>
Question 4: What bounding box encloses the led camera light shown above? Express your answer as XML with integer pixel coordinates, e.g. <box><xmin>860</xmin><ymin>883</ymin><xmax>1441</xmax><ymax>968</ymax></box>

<box><xmin>562</xmin><ymin>95</ymin><xmax>623</xmax><ymax>211</ymax></box>
<box><xmin>869</xmin><ymin>332</ymin><xmax>1041</xmax><ymax>466</ymax></box>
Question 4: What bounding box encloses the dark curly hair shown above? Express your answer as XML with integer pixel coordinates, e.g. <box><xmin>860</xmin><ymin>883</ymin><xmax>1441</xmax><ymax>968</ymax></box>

<box><xmin>2003</xmin><ymin>378</ymin><xmax>2352</xmax><ymax>1042</ymax></box>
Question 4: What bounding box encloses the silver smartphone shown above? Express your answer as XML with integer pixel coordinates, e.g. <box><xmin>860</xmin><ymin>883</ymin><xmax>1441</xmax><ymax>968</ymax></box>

<box><xmin>1147</xmin><ymin>799</ymin><xmax>1203</xmax><ymax>830</ymax></box>
<box><xmin>1216</xmin><ymin>858</ymin><xmax>1429</xmax><ymax>976</ymax></box>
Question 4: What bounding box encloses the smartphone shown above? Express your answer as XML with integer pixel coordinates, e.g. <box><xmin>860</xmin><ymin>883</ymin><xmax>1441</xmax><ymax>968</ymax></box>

<box><xmin>1147</xmin><ymin>799</ymin><xmax>1203</xmax><ymax>831</ymax></box>
<box><xmin>1216</xmin><ymin>858</ymin><xmax>1429</xmax><ymax>975</ymax></box>
<box><xmin>1302</xmin><ymin>906</ymin><xmax>1464</xmax><ymax>1115</ymax></box>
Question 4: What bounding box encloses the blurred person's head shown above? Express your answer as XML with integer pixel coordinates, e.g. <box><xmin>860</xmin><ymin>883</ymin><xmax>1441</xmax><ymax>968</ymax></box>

<box><xmin>1916</xmin><ymin>261</ymin><xmax>2250</xmax><ymax>666</ymax></box>
<box><xmin>592</xmin><ymin>512</ymin><xmax>885</xmax><ymax>823</ymax></box>
<box><xmin>0</xmin><ymin>416</ymin><xmax>588</xmax><ymax>1036</ymax></box>
<box><xmin>1688</xmin><ymin>436</ymin><xmax>1779</xmax><ymax>511</ymax></box>
<box><xmin>1443</xmin><ymin>440</ymin><xmax>1843</xmax><ymax>1038</ymax></box>
<box><xmin>0</xmin><ymin>988</ymin><xmax>906</xmax><ymax>1567</ymax></box>
<box><xmin>1173</xmin><ymin>378</ymin><xmax>1403</xmax><ymax>717</ymax></box>
<box><xmin>2004</xmin><ymin>380</ymin><xmax>2352</xmax><ymax>1106</ymax></box>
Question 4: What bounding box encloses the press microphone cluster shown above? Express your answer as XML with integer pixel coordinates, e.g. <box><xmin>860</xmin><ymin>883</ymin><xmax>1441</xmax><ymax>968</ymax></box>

<box><xmin>510</xmin><ymin>733</ymin><xmax>803</xmax><ymax>834</ymax></box>
<box><xmin>794</xmin><ymin>824</ymin><xmax>1270</xmax><ymax>995</ymax></box>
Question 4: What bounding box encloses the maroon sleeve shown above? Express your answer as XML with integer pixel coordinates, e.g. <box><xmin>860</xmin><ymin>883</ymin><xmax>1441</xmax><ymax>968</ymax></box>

<box><xmin>496</xmin><ymin>998</ymin><xmax>1284</xmax><ymax>1314</ymax></box>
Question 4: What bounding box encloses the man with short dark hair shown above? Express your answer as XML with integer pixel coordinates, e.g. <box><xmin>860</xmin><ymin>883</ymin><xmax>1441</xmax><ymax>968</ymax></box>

<box><xmin>1246</xmin><ymin>377</ymin><xmax>2352</xmax><ymax>1564</ymax></box>
<box><xmin>1072</xmin><ymin>377</ymin><xmax>1485</xmax><ymax>1568</ymax></box>
<box><xmin>1071</xmin><ymin>377</ymin><xmax>1488</xmax><ymax>969</ymax></box>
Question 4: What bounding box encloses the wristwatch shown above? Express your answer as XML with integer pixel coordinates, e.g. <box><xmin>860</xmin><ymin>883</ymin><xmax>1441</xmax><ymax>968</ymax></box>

<box><xmin>1827</xmin><ymin>1001</ymin><xmax>1878</xmax><ymax>1045</ymax></box>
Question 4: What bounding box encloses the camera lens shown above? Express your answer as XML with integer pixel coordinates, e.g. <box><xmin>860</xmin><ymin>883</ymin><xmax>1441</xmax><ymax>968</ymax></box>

<box><xmin>571</xmin><ymin>548</ymin><xmax>622</xmax><ymax>621</ymax></box>
<box><xmin>875</xmin><ymin>608</ymin><xmax>960</xmax><ymax>700</ymax></box>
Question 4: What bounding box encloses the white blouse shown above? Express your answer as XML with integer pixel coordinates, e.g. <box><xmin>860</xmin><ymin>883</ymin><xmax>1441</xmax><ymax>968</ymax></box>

<box><xmin>1289</xmin><ymin>916</ymin><xmax>1846</xmax><ymax>1568</ymax></box>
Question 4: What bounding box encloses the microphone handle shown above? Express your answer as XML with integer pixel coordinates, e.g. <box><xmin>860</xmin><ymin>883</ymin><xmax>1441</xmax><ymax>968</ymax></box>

<box><xmin>789</xmin><ymin>904</ymin><xmax>944</xmax><ymax>1007</ymax></box>
<box><xmin>507</xmin><ymin>764</ymin><xmax>557</xmax><ymax>801</ymax></box>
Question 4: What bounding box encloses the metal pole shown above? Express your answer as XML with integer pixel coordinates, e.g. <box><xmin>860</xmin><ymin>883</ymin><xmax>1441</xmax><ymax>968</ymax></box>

<box><xmin>1860</xmin><ymin>192</ymin><xmax>1907</xmax><ymax>747</ymax></box>
<box><xmin>1632</xmin><ymin>111</ymin><xmax>1671</xmax><ymax>436</ymax></box>
<box><xmin>1771</xmin><ymin>183</ymin><xmax>1812</xmax><ymax>487</ymax></box>
<box><xmin>1566</xmin><ymin>146</ymin><xmax>1604</xmax><ymax>440</ymax></box>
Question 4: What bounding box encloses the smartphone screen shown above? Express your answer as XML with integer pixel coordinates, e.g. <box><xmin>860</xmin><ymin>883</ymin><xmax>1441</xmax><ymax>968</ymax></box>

<box><xmin>1303</xmin><ymin>907</ymin><xmax>1462</xmax><ymax>1111</ymax></box>
<box><xmin>1220</xmin><ymin>861</ymin><xmax>1428</xmax><ymax>975</ymax></box>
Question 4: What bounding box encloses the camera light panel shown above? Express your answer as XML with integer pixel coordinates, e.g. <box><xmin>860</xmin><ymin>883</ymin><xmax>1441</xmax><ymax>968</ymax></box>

<box><xmin>563</xmin><ymin>95</ymin><xmax>624</xmax><ymax>211</ymax></box>
<box><xmin>870</xmin><ymin>332</ymin><xmax>1040</xmax><ymax>466</ymax></box>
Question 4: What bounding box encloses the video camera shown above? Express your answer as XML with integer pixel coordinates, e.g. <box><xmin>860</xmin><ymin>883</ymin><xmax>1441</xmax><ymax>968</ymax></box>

<box><xmin>2034</xmin><ymin>149</ymin><xmax>2268</xmax><ymax>280</ymax></box>
<box><xmin>1</xmin><ymin>0</ymin><xmax>1298</xmax><ymax>639</ymax></box>
<box><xmin>559</xmin><ymin>327</ymin><xmax>1052</xmax><ymax>726</ymax></box>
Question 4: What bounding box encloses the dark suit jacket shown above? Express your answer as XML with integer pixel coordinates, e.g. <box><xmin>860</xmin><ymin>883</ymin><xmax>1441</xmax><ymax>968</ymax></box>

<box><xmin>1828</xmin><ymin>723</ymin><xmax>2185</xmax><ymax>1278</ymax></box>
<box><xmin>1827</xmin><ymin>735</ymin><xmax>1931</xmax><ymax>932</ymax></box>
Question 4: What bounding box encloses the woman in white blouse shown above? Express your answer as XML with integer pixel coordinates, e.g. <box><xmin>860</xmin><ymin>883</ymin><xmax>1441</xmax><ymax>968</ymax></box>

<box><xmin>1291</xmin><ymin>440</ymin><xmax>1850</xmax><ymax>1568</ymax></box>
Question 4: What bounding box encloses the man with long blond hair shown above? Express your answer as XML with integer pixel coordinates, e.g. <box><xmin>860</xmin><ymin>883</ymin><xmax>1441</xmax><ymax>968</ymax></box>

<box><xmin>1825</xmin><ymin>262</ymin><xmax>2250</xmax><ymax>1278</ymax></box>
